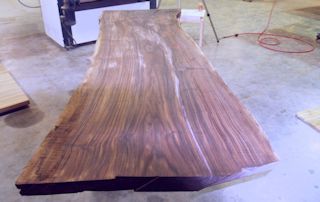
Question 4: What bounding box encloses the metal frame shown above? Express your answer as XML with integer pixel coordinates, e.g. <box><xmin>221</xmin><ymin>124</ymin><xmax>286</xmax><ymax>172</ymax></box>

<box><xmin>57</xmin><ymin>0</ymin><xmax>156</xmax><ymax>49</ymax></box>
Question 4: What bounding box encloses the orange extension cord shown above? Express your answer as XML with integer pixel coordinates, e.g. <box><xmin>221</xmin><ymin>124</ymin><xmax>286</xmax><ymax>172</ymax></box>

<box><xmin>220</xmin><ymin>0</ymin><xmax>315</xmax><ymax>53</ymax></box>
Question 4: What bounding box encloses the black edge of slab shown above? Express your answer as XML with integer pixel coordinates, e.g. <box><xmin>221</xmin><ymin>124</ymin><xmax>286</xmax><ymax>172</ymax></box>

<box><xmin>16</xmin><ymin>177</ymin><xmax>154</xmax><ymax>195</ymax></box>
<box><xmin>17</xmin><ymin>177</ymin><xmax>222</xmax><ymax>195</ymax></box>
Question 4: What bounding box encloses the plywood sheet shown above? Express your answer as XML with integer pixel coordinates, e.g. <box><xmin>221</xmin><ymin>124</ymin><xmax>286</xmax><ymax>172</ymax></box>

<box><xmin>16</xmin><ymin>9</ymin><xmax>277</xmax><ymax>195</ymax></box>
<box><xmin>297</xmin><ymin>107</ymin><xmax>320</xmax><ymax>132</ymax></box>
<box><xmin>0</xmin><ymin>72</ymin><xmax>29</xmax><ymax>114</ymax></box>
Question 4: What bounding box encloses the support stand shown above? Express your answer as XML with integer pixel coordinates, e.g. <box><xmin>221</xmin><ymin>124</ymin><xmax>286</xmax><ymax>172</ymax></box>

<box><xmin>200</xmin><ymin>0</ymin><xmax>219</xmax><ymax>43</ymax></box>
<box><xmin>157</xmin><ymin>0</ymin><xmax>219</xmax><ymax>43</ymax></box>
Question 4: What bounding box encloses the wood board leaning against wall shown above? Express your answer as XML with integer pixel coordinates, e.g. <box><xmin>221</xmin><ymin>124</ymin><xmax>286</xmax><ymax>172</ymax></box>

<box><xmin>16</xmin><ymin>9</ymin><xmax>277</xmax><ymax>195</ymax></box>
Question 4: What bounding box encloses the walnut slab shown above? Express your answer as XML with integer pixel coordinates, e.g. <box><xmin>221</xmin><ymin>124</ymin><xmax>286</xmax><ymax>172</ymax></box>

<box><xmin>16</xmin><ymin>9</ymin><xmax>277</xmax><ymax>195</ymax></box>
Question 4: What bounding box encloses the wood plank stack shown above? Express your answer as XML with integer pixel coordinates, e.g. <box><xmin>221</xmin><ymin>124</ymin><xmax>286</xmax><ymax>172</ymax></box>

<box><xmin>0</xmin><ymin>65</ymin><xmax>29</xmax><ymax>114</ymax></box>
<box><xmin>16</xmin><ymin>10</ymin><xmax>277</xmax><ymax>195</ymax></box>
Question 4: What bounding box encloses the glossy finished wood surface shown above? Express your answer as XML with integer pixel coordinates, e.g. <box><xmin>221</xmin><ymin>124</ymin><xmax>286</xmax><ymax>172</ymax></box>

<box><xmin>16</xmin><ymin>10</ymin><xmax>277</xmax><ymax>195</ymax></box>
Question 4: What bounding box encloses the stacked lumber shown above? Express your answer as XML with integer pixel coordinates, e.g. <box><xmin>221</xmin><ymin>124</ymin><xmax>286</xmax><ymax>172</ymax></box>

<box><xmin>0</xmin><ymin>65</ymin><xmax>29</xmax><ymax>114</ymax></box>
<box><xmin>16</xmin><ymin>10</ymin><xmax>277</xmax><ymax>195</ymax></box>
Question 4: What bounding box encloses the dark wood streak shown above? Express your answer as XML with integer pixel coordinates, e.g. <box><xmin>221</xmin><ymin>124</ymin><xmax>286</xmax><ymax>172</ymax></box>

<box><xmin>16</xmin><ymin>9</ymin><xmax>277</xmax><ymax>195</ymax></box>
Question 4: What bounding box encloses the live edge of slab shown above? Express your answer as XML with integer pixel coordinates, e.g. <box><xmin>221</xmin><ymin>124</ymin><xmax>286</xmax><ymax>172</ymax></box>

<box><xmin>17</xmin><ymin>162</ymin><xmax>276</xmax><ymax>195</ymax></box>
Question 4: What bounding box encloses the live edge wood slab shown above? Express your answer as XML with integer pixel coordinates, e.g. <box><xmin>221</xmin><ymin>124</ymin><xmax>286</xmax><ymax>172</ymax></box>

<box><xmin>16</xmin><ymin>9</ymin><xmax>277</xmax><ymax>195</ymax></box>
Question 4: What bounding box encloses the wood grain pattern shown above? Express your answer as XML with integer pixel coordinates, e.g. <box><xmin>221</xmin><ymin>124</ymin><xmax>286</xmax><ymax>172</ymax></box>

<box><xmin>16</xmin><ymin>9</ymin><xmax>277</xmax><ymax>195</ymax></box>
<box><xmin>0</xmin><ymin>67</ymin><xmax>29</xmax><ymax>114</ymax></box>
<box><xmin>297</xmin><ymin>107</ymin><xmax>320</xmax><ymax>132</ymax></box>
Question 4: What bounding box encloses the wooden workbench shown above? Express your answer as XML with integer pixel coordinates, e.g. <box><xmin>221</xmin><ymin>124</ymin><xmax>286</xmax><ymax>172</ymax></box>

<box><xmin>16</xmin><ymin>9</ymin><xmax>277</xmax><ymax>195</ymax></box>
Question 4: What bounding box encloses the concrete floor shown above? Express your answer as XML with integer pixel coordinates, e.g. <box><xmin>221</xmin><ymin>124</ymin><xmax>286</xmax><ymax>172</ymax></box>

<box><xmin>0</xmin><ymin>0</ymin><xmax>319</xmax><ymax>201</ymax></box>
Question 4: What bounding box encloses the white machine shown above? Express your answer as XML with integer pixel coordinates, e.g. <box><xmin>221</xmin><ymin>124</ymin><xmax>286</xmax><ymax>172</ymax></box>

<box><xmin>40</xmin><ymin>0</ymin><xmax>156</xmax><ymax>49</ymax></box>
